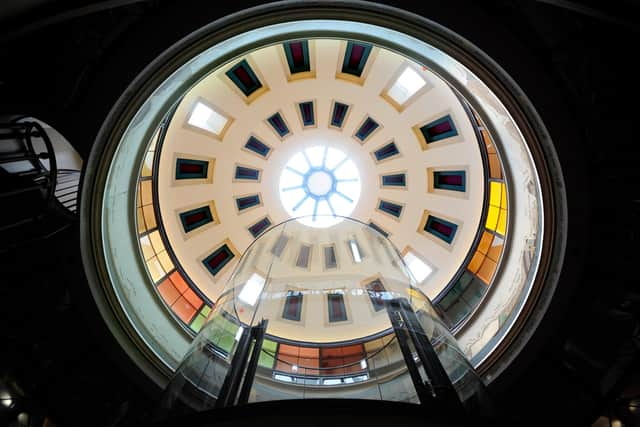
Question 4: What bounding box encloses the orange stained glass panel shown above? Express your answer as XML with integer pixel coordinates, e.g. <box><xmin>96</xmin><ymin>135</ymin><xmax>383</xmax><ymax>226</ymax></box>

<box><xmin>487</xmin><ymin>236</ymin><xmax>504</xmax><ymax>262</ymax></box>
<box><xmin>278</xmin><ymin>344</ymin><xmax>300</xmax><ymax>357</ymax></box>
<box><xmin>478</xmin><ymin>231</ymin><xmax>493</xmax><ymax>254</ymax></box>
<box><xmin>299</xmin><ymin>347</ymin><xmax>320</xmax><ymax>358</ymax></box>
<box><xmin>157</xmin><ymin>278</ymin><xmax>181</xmax><ymax>306</ymax></box>
<box><xmin>321</xmin><ymin>347</ymin><xmax>343</xmax><ymax>359</ymax></box>
<box><xmin>300</xmin><ymin>367</ymin><xmax>321</xmax><ymax>376</ymax></box>
<box><xmin>277</xmin><ymin>354</ymin><xmax>298</xmax><ymax>365</ymax></box>
<box><xmin>298</xmin><ymin>357</ymin><xmax>320</xmax><ymax>369</ymax></box>
<box><xmin>182</xmin><ymin>287</ymin><xmax>203</xmax><ymax>310</ymax></box>
<box><xmin>488</xmin><ymin>154</ymin><xmax>502</xmax><ymax>179</ymax></box>
<box><xmin>477</xmin><ymin>257</ymin><xmax>497</xmax><ymax>284</ymax></box>
<box><xmin>342</xmin><ymin>344</ymin><xmax>365</xmax><ymax>356</ymax></box>
<box><xmin>172</xmin><ymin>295</ymin><xmax>197</xmax><ymax>323</ymax></box>
<box><xmin>345</xmin><ymin>362</ymin><xmax>366</xmax><ymax>374</ymax></box>
<box><xmin>274</xmin><ymin>361</ymin><xmax>291</xmax><ymax>372</ymax></box>
<box><xmin>275</xmin><ymin>354</ymin><xmax>298</xmax><ymax>372</ymax></box>
<box><xmin>169</xmin><ymin>271</ymin><xmax>189</xmax><ymax>294</ymax></box>
<box><xmin>343</xmin><ymin>354</ymin><xmax>363</xmax><ymax>366</ymax></box>
<box><xmin>468</xmin><ymin>251</ymin><xmax>485</xmax><ymax>274</ymax></box>
<box><xmin>324</xmin><ymin>366</ymin><xmax>346</xmax><ymax>376</ymax></box>
<box><xmin>483</xmin><ymin>132</ymin><xmax>496</xmax><ymax>154</ymax></box>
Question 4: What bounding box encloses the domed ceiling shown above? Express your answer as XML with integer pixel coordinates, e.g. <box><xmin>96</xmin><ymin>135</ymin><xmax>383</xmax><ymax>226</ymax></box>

<box><xmin>135</xmin><ymin>38</ymin><xmax>509</xmax><ymax>341</ymax></box>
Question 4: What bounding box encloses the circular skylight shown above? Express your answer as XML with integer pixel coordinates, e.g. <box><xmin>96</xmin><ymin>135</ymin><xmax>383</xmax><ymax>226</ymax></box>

<box><xmin>279</xmin><ymin>146</ymin><xmax>361</xmax><ymax>228</ymax></box>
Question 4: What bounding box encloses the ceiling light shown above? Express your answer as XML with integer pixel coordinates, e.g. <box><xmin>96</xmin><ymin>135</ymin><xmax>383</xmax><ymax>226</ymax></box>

<box><xmin>387</xmin><ymin>67</ymin><xmax>426</xmax><ymax>105</ymax></box>
<box><xmin>188</xmin><ymin>101</ymin><xmax>228</xmax><ymax>135</ymax></box>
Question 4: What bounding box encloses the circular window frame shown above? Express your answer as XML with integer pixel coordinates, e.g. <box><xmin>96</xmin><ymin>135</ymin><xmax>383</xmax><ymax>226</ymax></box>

<box><xmin>81</xmin><ymin>1</ymin><xmax>566</xmax><ymax>391</ymax></box>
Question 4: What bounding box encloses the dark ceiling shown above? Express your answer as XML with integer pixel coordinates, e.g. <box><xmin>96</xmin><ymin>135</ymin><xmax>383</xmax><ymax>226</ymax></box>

<box><xmin>0</xmin><ymin>1</ymin><xmax>638</xmax><ymax>426</ymax></box>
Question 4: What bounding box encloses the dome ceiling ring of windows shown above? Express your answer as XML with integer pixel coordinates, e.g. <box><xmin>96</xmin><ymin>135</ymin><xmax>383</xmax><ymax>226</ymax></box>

<box><xmin>80</xmin><ymin>1</ymin><xmax>573</xmax><ymax>392</ymax></box>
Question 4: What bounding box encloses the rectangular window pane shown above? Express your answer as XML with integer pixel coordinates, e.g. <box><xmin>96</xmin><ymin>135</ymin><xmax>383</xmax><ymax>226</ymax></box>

<box><xmin>244</xmin><ymin>136</ymin><xmax>271</xmax><ymax>158</ymax></box>
<box><xmin>225</xmin><ymin>59</ymin><xmax>263</xmax><ymax>97</ymax></box>
<box><xmin>331</xmin><ymin>102</ymin><xmax>349</xmax><ymax>128</ymax></box>
<box><xmin>328</xmin><ymin>293</ymin><xmax>348</xmax><ymax>322</ymax></box>
<box><xmin>381</xmin><ymin>173</ymin><xmax>407</xmax><ymax>188</ymax></box>
<box><xmin>234</xmin><ymin>165</ymin><xmax>261</xmax><ymax>181</ymax></box>
<box><xmin>282</xmin><ymin>291</ymin><xmax>303</xmax><ymax>321</ymax></box>
<box><xmin>235</xmin><ymin>194</ymin><xmax>261</xmax><ymax>211</ymax></box>
<box><xmin>324</xmin><ymin>245</ymin><xmax>337</xmax><ymax>269</ymax></box>
<box><xmin>248</xmin><ymin>216</ymin><xmax>272</xmax><ymax>238</ymax></box>
<box><xmin>378</xmin><ymin>200</ymin><xmax>403</xmax><ymax>218</ymax></box>
<box><xmin>179</xmin><ymin>205</ymin><xmax>213</xmax><ymax>233</ymax></box>
<box><xmin>176</xmin><ymin>158</ymin><xmax>209</xmax><ymax>180</ymax></box>
<box><xmin>271</xmin><ymin>234</ymin><xmax>289</xmax><ymax>257</ymax></box>
<box><xmin>267</xmin><ymin>112</ymin><xmax>290</xmax><ymax>137</ymax></box>
<box><xmin>202</xmin><ymin>244</ymin><xmax>235</xmax><ymax>276</ymax></box>
<box><xmin>420</xmin><ymin>114</ymin><xmax>458</xmax><ymax>143</ymax></box>
<box><xmin>284</xmin><ymin>40</ymin><xmax>311</xmax><ymax>74</ymax></box>
<box><xmin>433</xmin><ymin>170</ymin><xmax>466</xmax><ymax>192</ymax></box>
<box><xmin>341</xmin><ymin>41</ymin><xmax>372</xmax><ymax>77</ymax></box>
<box><xmin>355</xmin><ymin>117</ymin><xmax>379</xmax><ymax>142</ymax></box>
<box><xmin>373</xmin><ymin>142</ymin><xmax>399</xmax><ymax>162</ymax></box>
<box><xmin>425</xmin><ymin>215</ymin><xmax>458</xmax><ymax>244</ymax></box>
<box><xmin>296</xmin><ymin>244</ymin><xmax>312</xmax><ymax>268</ymax></box>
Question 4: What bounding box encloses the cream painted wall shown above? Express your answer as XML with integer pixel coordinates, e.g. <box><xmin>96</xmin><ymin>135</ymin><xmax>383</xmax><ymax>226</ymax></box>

<box><xmin>156</xmin><ymin>39</ymin><xmax>485</xmax><ymax>337</ymax></box>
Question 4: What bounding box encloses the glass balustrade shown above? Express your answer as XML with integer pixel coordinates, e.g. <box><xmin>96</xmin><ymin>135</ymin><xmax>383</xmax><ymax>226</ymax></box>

<box><xmin>160</xmin><ymin>216</ymin><xmax>488</xmax><ymax>417</ymax></box>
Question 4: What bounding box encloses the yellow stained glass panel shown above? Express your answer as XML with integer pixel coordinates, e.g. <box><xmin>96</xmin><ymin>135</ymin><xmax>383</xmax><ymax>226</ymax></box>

<box><xmin>140</xmin><ymin>180</ymin><xmax>153</xmax><ymax>206</ymax></box>
<box><xmin>137</xmin><ymin>208</ymin><xmax>146</xmax><ymax>234</ymax></box>
<box><xmin>486</xmin><ymin>205</ymin><xmax>499</xmax><ymax>231</ymax></box>
<box><xmin>497</xmin><ymin>208</ymin><xmax>507</xmax><ymax>236</ymax></box>
<box><xmin>149</xmin><ymin>230</ymin><xmax>164</xmax><ymax>253</ymax></box>
<box><xmin>489</xmin><ymin>181</ymin><xmax>502</xmax><ymax>207</ymax></box>
<box><xmin>141</xmin><ymin>152</ymin><xmax>154</xmax><ymax>177</ymax></box>
<box><xmin>142</xmin><ymin>205</ymin><xmax>157</xmax><ymax>230</ymax></box>
<box><xmin>500</xmin><ymin>182</ymin><xmax>507</xmax><ymax>208</ymax></box>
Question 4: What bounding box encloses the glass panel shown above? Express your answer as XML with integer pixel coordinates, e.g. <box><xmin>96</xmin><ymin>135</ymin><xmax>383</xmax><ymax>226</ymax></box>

<box><xmin>161</xmin><ymin>217</ymin><xmax>487</xmax><ymax>415</ymax></box>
